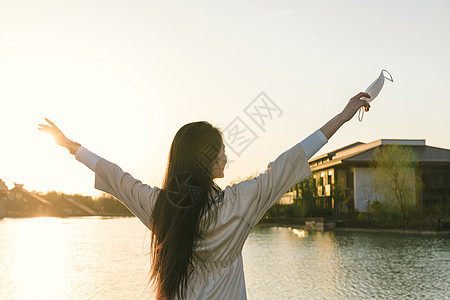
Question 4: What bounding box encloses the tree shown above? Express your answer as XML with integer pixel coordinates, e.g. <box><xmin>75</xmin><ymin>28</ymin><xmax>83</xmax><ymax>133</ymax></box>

<box><xmin>296</xmin><ymin>177</ymin><xmax>318</xmax><ymax>217</ymax></box>
<box><xmin>331</xmin><ymin>178</ymin><xmax>347</xmax><ymax>218</ymax></box>
<box><xmin>94</xmin><ymin>193</ymin><xmax>133</xmax><ymax>216</ymax></box>
<box><xmin>370</xmin><ymin>145</ymin><xmax>419</xmax><ymax>222</ymax></box>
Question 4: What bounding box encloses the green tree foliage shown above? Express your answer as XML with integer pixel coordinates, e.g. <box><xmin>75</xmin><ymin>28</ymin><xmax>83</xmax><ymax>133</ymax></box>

<box><xmin>370</xmin><ymin>145</ymin><xmax>419</xmax><ymax>222</ymax></box>
<box><xmin>368</xmin><ymin>200</ymin><xmax>387</xmax><ymax>222</ymax></box>
<box><xmin>94</xmin><ymin>193</ymin><xmax>133</xmax><ymax>216</ymax></box>
<box><xmin>36</xmin><ymin>190</ymin><xmax>133</xmax><ymax>216</ymax></box>
<box><xmin>70</xmin><ymin>193</ymin><xmax>95</xmax><ymax>209</ymax></box>
<box><xmin>40</xmin><ymin>191</ymin><xmax>96</xmax><ymax>212</ymax></box>
<box><xmin>295</xmin><ymin>177</ymin><xmax>319</xmax><ymax>217</ymax></box>
<box><xmin>331</xmin><ymin>178</ymin><xmax>347</xmax><ymax>218</ymax></box>
<box><xmin>39</xmin><ymin>190</ymin><xmax>62</xmax><ymax>203</ymax></box>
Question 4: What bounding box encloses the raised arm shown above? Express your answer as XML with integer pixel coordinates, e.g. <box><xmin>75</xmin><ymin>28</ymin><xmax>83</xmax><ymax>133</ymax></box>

<box><xmin>38</xmin><ymin>118</ymin><xmax>159</xmax><ymax>228</ymax></box>
<box><xmin>320</xmin><ymin>92</ymin><xmax>371</xmax><ymax>139</ymax></box>
<box><xmin>227</xmin><ymin>92</ymin><xmax>371</xmax><ymax>228</ymax></box>
<box><xmin>38</xmin><ymin>118</ymin><xmax>82</xmax><ymax>155</ymax></box>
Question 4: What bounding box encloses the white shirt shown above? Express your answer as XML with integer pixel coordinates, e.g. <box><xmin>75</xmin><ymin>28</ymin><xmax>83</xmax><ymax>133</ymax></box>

<box><xmin>75</xmin><ymin>129</ymin><xmax>327</xmax><ymax>299</ymax></box>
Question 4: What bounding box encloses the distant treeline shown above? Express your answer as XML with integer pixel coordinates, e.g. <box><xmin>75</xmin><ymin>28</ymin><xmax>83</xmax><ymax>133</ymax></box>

<box><xmin>31</xmin><ymin>191</ymin><xmax>132</xmax><ymax>217</ymax></box>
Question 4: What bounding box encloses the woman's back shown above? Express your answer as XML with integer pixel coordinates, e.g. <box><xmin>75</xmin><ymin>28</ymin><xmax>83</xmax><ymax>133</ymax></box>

<box><xmin>79</xmin><ymin>137</ymin><xmax>312</xmax><ymax>299</ymax></box>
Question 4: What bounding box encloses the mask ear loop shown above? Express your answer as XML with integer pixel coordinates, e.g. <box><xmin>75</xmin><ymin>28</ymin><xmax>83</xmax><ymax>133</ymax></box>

<box><xmin>358</xmin><ymin>107</ymin><xmax>364</xmax><ymax>121</ymax></box>
<box><xmin>382</xmin><ymin>69</ymin><xmax>394</xmax><ymax>82</ymax></box>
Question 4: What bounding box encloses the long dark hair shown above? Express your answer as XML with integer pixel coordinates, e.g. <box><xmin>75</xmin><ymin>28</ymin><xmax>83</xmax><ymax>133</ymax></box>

<box><xmin>149</xmin><ymin>121</ymin><xmax>223</xmax><ymax>299</ymax></box>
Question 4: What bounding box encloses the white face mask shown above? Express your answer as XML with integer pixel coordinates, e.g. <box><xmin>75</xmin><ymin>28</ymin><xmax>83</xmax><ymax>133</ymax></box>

<box><xmin>359</xmin><ymin>69</ymin><xmax>393</xmax><ymax>121</ymax></box>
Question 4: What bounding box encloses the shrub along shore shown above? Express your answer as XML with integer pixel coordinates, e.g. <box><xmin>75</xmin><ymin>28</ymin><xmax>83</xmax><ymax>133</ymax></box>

<box><xmin>259</xmin><ymin>216</ymin><xmax>450</xmax><ymax>235</ymax></box>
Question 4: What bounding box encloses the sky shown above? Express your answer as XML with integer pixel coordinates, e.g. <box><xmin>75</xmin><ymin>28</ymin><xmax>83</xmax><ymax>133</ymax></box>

<box><xmin>1</xmin><ymin>0</ymin><xmax>449</xmax><ymax>197</ymax></box>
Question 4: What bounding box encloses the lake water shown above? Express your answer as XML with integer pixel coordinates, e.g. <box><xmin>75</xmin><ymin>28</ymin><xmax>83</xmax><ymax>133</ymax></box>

<box><xmin>0</xmin><ymin>217</ymin><xmax>448</xmax><ymax>299</ymax></box>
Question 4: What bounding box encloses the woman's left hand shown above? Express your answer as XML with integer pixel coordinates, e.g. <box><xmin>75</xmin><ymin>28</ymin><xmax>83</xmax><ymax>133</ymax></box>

<box><xmin>38</xmin><ymin>118</ymin><xmax>73</xmax><ymax>148</ymax></box>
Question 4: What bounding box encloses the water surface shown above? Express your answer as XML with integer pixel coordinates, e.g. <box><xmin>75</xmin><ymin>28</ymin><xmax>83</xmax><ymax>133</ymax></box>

<box><xmin>0</xmin><ymin>217</ymin><xmax>448</xmax><ymax>299</ymax></box>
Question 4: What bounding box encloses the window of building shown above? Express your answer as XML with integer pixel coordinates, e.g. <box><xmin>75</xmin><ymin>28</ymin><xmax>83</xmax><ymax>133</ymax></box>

<box><xmin>346</xmin><ymin>172</ymin><xmax>354</xmax><ymax>189</ymax></box>
<box><xmin>423</xmin><ymin>164</ymin><xmax>450</xmax><ymax>189</ymax></box>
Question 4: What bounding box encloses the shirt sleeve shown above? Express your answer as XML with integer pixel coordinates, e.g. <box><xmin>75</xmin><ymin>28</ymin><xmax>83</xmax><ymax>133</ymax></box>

<box><xmin>224</xmin><ymin>129</ymin><xmax>327</xmax><ymax>228</ymax></box>
<box><xmin>300</xmin><ymin>129</ymin><xmax>328</xmax><ymax>159</ymax></box>
<box><xmin>75</xmin><ymin>147</ymin><xmax>160</xmax><ymax>228</ymax></box>
<box><xmin>75</xmin><ymin>147</ymin><xmax>101</xmax><ymax>172</ymax></box>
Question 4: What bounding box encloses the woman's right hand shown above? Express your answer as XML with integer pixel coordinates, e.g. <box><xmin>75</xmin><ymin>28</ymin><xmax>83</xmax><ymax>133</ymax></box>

<box><xmin>319</xmin><ymin>92</ymin><xmax>372</xmax><ymax>140</ymax></box>
<box><xmin>339</xmin><ymin>92</ymin><xmax>371</xmax><ymax>122</ymax></box>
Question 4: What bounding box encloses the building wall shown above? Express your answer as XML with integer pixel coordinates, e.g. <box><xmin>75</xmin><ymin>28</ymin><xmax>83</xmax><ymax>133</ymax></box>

<box><xmin>354</xmin><ymin>166</ymin><xmax>417</xmax><ymax>212</ymax></box>
<box><xmin>421</xmin><ymin>163</ymin><xmax>450</xmax><ymax>205</ymax></box>
<box><xmin>0</xmin><ymin>196</ymin><xmax>5</xmax><ymax>218</ymax></box>
<box><xmin>354</xmin><ymin>167</ymin><xmax>380</xmax><ymax>212</ymax></box>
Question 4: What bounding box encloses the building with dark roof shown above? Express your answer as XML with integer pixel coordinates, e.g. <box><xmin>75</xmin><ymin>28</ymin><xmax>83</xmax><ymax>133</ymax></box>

<box><xmin>295</xmin><ymin>139</ymin><xmax>450</xmax><ymax>212</ymax></box>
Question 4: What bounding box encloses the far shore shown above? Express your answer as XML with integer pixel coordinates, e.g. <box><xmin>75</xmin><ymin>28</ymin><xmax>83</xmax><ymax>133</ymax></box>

<box><xmin>257</xmin><ymin>222</ymin><xmax>450</xmax><ymax>236</ymax></box>
<box><xmin>2</xmin><ymin>215</ymin><xmax>449</xmax><ymax>236</ymax></box>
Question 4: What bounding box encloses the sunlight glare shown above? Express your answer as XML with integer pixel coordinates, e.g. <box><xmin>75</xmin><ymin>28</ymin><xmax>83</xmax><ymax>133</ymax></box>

<box><xmin>289</xmin><ymin>227</ymin><xmax>307</xmax><ymax>238</ymax></box>
<box><xmin>10</xmin><ymin>217</ymin><xmax>68</xmax><ymax>299</ymax></box>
